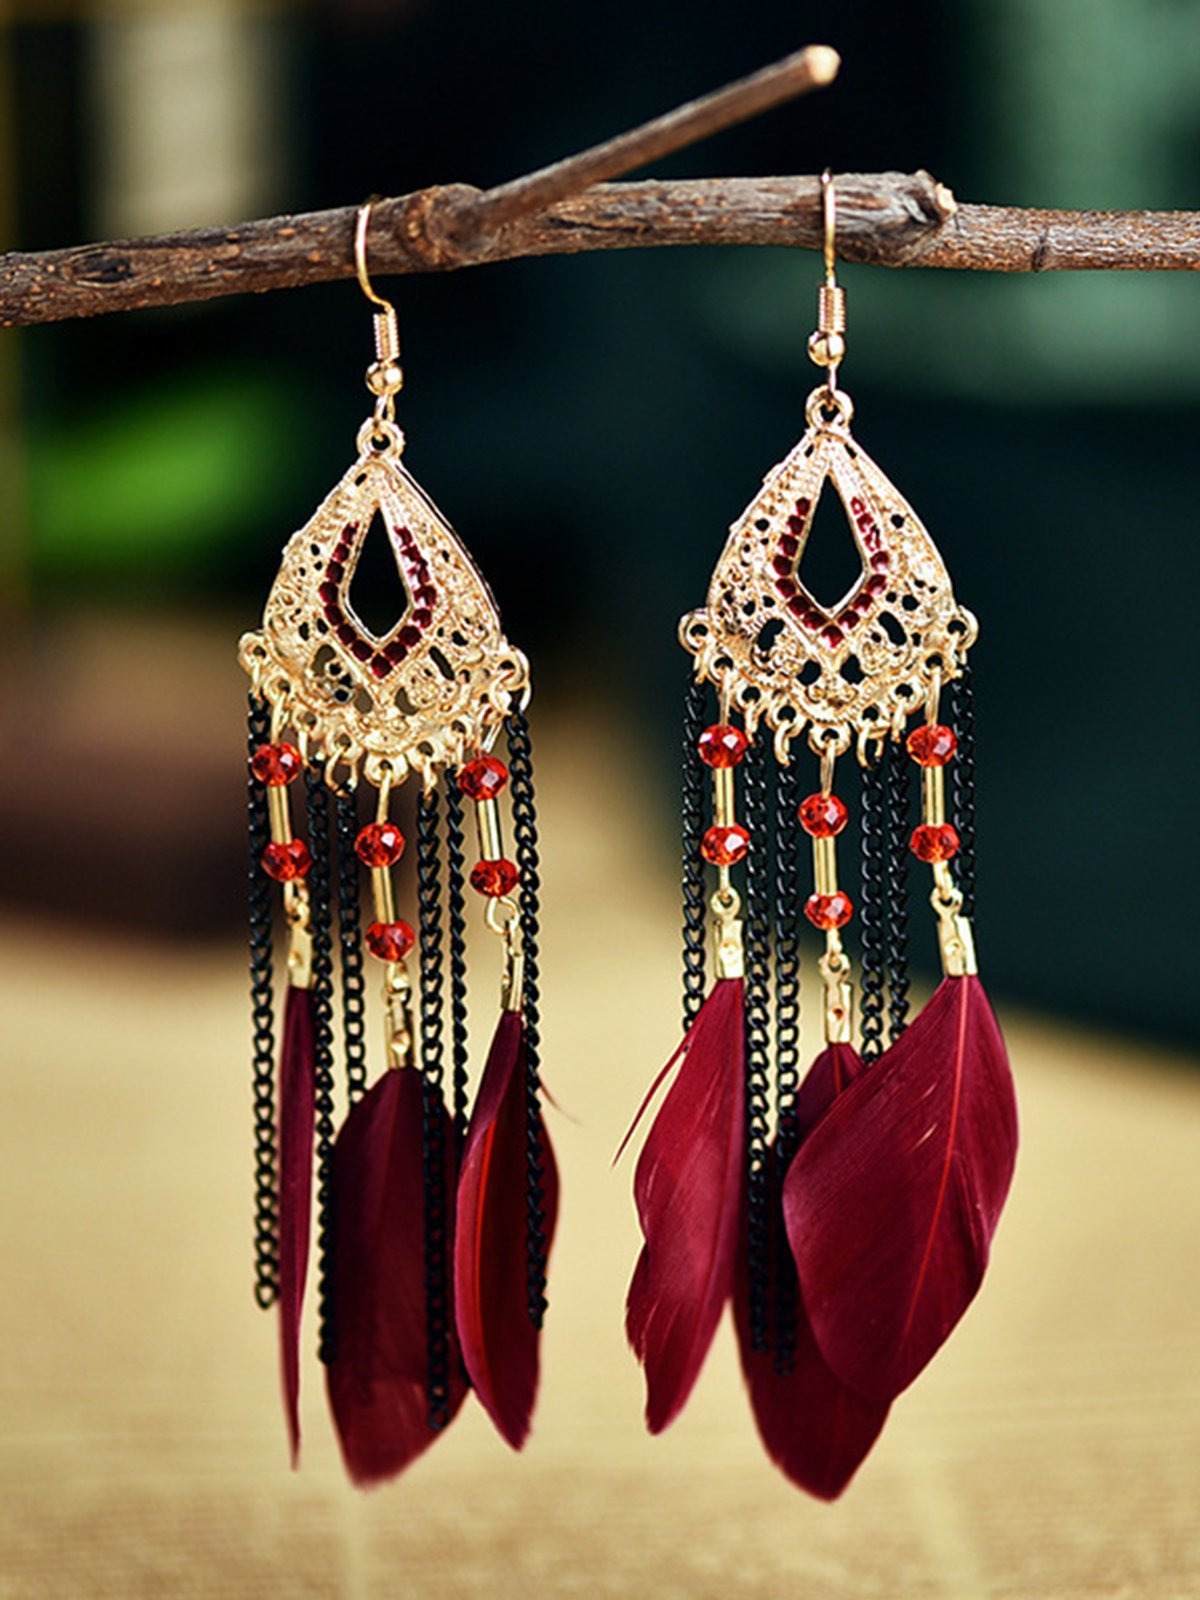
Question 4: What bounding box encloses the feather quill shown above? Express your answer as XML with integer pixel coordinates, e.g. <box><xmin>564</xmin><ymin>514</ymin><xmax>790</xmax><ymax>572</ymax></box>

<box><xmin>625</xmin><ymin>978</ymin><xmax>745</xmax><ymax>1433</ymax></box>
<box><xmin>325</xmin><ymin>1068</ymin><xmax>467</xmax><ymax>1486</ymax></box>
<box><xmin>735</xmin><ymin>1045</ymin><xmax>889</xmax><ymax>1499</ymax></box>
<box><xmin>454</xmin><ymin>1010</ymin><xmax>559</xmax><ymax>1449</ymax></box>
<box><xmin>783</xmin><ymin>976</ymin><xmax>1018</xmax><ymax>1406</ymax></box>
<box><xmin>278</xmin><ymin>985</ymin><xmax>316</xmax><ymax>1466</ymax></box>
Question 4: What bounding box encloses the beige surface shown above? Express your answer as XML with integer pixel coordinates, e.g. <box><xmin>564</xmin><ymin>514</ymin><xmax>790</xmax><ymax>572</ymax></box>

<box><xmin>1</xmin><ymin>718</ymin><xmax>1198</xmax><ymax>1599</ymax></box>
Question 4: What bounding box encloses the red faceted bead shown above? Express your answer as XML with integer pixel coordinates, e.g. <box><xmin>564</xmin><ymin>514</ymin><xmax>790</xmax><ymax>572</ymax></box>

<box><xmin>470</xmin><ymin>858</ymin><xmax>520</xmax><ymax>897</ymax></box>
<box><xmin>701</xmin><ymin>823</ymin><xmax>750</xmax><ymax>866</ymax></box>
<box><xmin>697</xmin><ymin>724</ymin><xmax>749</xmax><ymax>769</ymax></box>
<box><xmin>907</xmin><ymin>723</ymin><xmax>958</xmax><ymax>767</ymax></box>
<box><xmin>366</xmin><ymin>919</ymin><xmax>416</xmax><ymax>962</ymax></box>
<box><xmin>355</xmin><ymin>820</ymin><xmax>406</xmax><ymax>868</ymax></box>
<box><xmin>910</xmin><ymin>823</ymin><xmax>960</xmax><ymax>863</ymax></box>
<box><xmin>798</xmin><ymin>792</ymin><xmax>848</xmax><ymax>838</ymax></box>
<box><xmin>805</xmin><ymin>890</ymin><xmax>854</xmax><ymax>931</ymax></box>
<box><xmin>250</xmin><ymin>742</ymin><xmax>303</xmax><ymax>786</ymax></box>
<box><xmin>458</xmin><ymin>754</ymin><xmax>509</xmax><ymax>801</ymax></box>
<box><xmin>261</xmin><ymin>839</ymin><xmax>311</xmax><ymax>882</ymax></box>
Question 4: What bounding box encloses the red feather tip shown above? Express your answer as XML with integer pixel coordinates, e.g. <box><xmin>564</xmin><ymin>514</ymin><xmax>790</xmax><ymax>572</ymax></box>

<box><xmin>734</xmin><ymin>1045</ymin><xmax>889</xmax><ymax>1500</ymax></box>
<box><xmin>454</xmin><ymin>1010</ymin><xmax>560</xmax><ymax>1450</ymax></box>
<box><xmin>325</xmin><ymin>1068</ymin><xmax>468</xmax><ymax>1487</ymax></box>
<box><xmin>278</xmin><ymin>985</ymin><xmax>316</xmax><ymax>1467</ymax></box>
<box><xmin>625</xmin><ymin>978</ymin><xmax>745</xmax><ymax>1434</ymax></box>
<box><xmin>784</xmin><ymin>976</ymin><xmax>1018</xmax><ymax>1407</ymax></box>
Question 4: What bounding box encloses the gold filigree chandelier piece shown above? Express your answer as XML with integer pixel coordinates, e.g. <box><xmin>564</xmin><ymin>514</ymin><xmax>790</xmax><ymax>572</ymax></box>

<box><xmin>240</xmin><ymin>426</ymin><xmax>528</xmax><ymax>786</ymax></box>
<box><xmin>680</xmin><ymin>387</ymin><xmax>976</xmax><ymax>761</ymax></box>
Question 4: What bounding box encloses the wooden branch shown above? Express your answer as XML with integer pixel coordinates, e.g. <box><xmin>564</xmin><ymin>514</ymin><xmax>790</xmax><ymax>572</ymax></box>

<box><xmin>0</xmin><ymin>42</ymin><xmax>841</xmax><ymax>329</ymax></box>
<box><xmin>3</xmin><ymin>172</ymin><xmax>1199</xmax><ymax>329</ymax></box>
<box><xmin>451</xmin><ymin>45</ymin><xmax>840</xmax><ymax>244</ymax></box>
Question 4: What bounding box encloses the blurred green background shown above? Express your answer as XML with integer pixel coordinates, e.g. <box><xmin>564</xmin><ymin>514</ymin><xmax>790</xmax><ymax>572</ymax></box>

<box><xmin>2</xmin><ymin>0</ymin><xmax>1198</xmax><ymax>1042</ymax></box>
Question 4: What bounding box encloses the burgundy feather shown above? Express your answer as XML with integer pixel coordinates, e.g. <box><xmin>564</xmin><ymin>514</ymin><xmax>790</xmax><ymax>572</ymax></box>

<box><xmin>278</xmin><ymin>984</ymin><xmax>315</xmax><ymax>1466</ymax></box>
<box><xmin>784</xmin><ymin>976</ymin><xmax>1018</xmax><ymax>1406</ymax></box>
<box><xmin>626</xmin><ymin>978</ymin><xmax>745</xmax><ymax>1433</ymax></box>
<box><xmin>734</xmin><ymin>1045</ymin><xmax>889</xmax><ymax>1500</ymax></box>
<box><xmin>325</xmin><ymin>1068</ymin><xmax>467</xmax><ymax>1486</ymax></box>
<box><xmin>454</xmin><ymin>1010</ymin><xmax>560</xmax><ymax>1449</ymax></box>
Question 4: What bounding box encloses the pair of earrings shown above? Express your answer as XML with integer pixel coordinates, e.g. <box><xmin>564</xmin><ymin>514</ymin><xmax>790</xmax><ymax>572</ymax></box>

<box><xmin>242</xmin><ymin>181</ymin><xmax>1018</xmax><ymax>1500</ymax></box>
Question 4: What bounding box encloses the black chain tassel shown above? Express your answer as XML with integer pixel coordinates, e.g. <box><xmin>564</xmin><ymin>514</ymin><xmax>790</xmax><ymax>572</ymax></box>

<box><xmin>306</xmin><ymin>766</ymin><xmax>338</xmax><ymax>1364</ymax></box>
<box><xmin>334</xmin><ymin>788</ymin><xmax>368</xmax><ymax>1107</ymax></box>
<box><xmin>416</xmin><ymin>789</ymin><xmax>452</xmax><ymax>1429</ymax></box>
<box><xmin>883</xmin><ymin>739</ymin><xmax>912</xmax><ymax>1042</ymax></box>
<box><xmin>443</xmin><ymin>782</ymin><xmax>471</xmax><ymax>1155</ymax></box>
<box><xmin>506</xmin><ymin>706</ymin><xmax>550</xmax><ymax>1330</ymax></box>
<box><xmin>247</xmin><ymin>695</ymin><xmax>279</xmax><ymax>1311</ymax></box>
<box><xmin>949</xmin><ymin>662</ymin><xmax>978</xmax><ymax>923</ymax></box>
<box><xmin>743</xmin><ymin>739</ymin><xmax>771</xmax><ymax>1355</ymax></box>
<box><xmin>859</xmin><ymin>751</ymin><xmax>887</xmax><ymax>1064</ymax></box>
<box><xmin>681</xmin><ymin>679</ymin><xmax>708</xmax><ymax>1033</ymax></box>
<box><xmin>772</xmin><ymin>756</ymin><xmax>801</xmax><ymax>1374</ymax></box>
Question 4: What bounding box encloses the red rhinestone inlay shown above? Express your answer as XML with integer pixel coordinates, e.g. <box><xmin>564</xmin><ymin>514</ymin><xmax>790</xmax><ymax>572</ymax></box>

<box><xmin>319</xmin><ymin>517</ymin><xmax>440</xmax><ymax>676</ymax></box>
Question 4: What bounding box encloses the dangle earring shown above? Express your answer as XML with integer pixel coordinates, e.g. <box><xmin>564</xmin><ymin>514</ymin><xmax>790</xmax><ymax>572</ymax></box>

<box><xmin>622</xmin><ymin>173</ymin><xmax>1017</xmax><ymax>1498</ymax></box>
<box><xmin>241</xmin><ymin>203</ymin><xmax>557</xmax><ymax>1486</ymax></box>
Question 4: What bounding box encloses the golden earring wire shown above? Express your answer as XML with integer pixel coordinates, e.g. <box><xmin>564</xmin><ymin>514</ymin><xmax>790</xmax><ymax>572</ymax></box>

<box><xmin>806</xmin><ymin>169</ymin><xmax>847</xmax><ymax>391</ymax></box>
<box><xmin>239</xmin><ymin>197</ymin><xmax>557</xmax><ymax>1487</ymax></box>
<box><xmin>355</xmin><ymin>200</ymin><xmax>405</xmax><ymax>432</ymax></box>
<box><xmin>620</xmin><ymin>169</ymin><xmax>1017</xmax><ymax>1502</ymax></box>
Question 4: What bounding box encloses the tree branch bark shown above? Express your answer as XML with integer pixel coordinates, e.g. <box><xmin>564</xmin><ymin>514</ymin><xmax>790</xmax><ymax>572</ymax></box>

<box><xmin>2</xmin><ymin>170</ymin><xmax>1197</xmax><ymax>330</ymax></box>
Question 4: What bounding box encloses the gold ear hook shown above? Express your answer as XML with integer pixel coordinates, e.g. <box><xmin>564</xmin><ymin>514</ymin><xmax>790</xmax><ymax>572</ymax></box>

<box><xmin>808</xmin><ymin>168</ymin><xmax>847</xmax><ymax>388</ymax></box>
<box><xmin>355</xmin><ymin>199</ymin><xmax>396</xmax><ymax>314</ymax></box>
<box><xmin>354</xmin><ymin>199</ymin><xmax>403</xmax><ymax>412</ymax></box>
<box><xmin>821</xmin><ymin>167</ymin><xmax>837</xmax><ymax>284</ymax></box>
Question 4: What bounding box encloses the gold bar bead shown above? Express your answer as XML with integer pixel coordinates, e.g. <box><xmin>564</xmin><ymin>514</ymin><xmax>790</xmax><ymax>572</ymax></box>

<box><xmin>713</xmin><ymin>766</ymin><xmax>736</xmax><ymax>827</ymax></box>
<box><xmin>813</xmin><ymin>835</ymin><xmax>838</xmax><ymax>896</ymax></box>
<box><xmin>475</xmin><ymin>796</ymin><xmax>504</xmax><ymax>862</ymax></box>
<box><xmin>266</xmin><ymin>786</ymin><xmax>293</xmax><ymax>844</ymax></box>
<box><xmin>922</xmin><ymin>766</ymin><xmax>946</xmax><ymax>827</ymax></box>
<box><xmin>371</xmin><ymin>865</ymin><xmax>396</xmax><ymax>923</ymax></box>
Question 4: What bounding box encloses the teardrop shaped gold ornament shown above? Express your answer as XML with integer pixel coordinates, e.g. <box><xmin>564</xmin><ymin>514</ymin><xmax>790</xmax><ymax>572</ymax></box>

<box><xmin>240</xmin><ymin>421</ymin><xmax>528</xmax><ymax>786</ymax></box>
<box><xmin>680</xmin><ymin>388</ymin><xmax>976</xmax><ymax>761</ymax></box>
